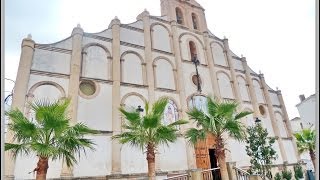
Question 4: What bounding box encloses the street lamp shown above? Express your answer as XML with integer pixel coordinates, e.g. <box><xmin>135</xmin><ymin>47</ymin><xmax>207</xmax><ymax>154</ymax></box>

<box><xmin>136</xmin><ymin>105</ymin><xmax>144</xmax><ymax>113</ymax></box>
<box><xmin>192</xmin><ymin>54</ymin><xmax>201</xmax><ymax>93</ymax></box>
<box><xmin>255</xmin><ymin>117</ymin><xmax>261</xmax><ymax>123</ymax></box>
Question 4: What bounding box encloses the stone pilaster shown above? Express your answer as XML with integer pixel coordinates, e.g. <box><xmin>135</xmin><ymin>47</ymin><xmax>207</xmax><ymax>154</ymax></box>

<box><xmin>170</xmin><ymin>20</ymin><xmax>196</xmax><ymax>169</ymax></box>
<box><xmin>139</xmin><ymin>10</ymin><xmax>155</xmax><ymax>103</ymax></box>
<box><xmin>202</xmin><ymin>32</ymin><xmax>220</xmax><ymax>98</ymax></box>
<box><xmin>110</xmin><ymin>17</ymin><xmax>122</xmax><ymax>174</ymax></box>
<box><xmin>259</xmin><ymin>74</ymin><xmax>288</xmax><ymax>163</ymax></box>
<box><xmin>242</xmin><ymin>57</ymin><xmax>259</xmax><ymax>117</ymax></box>
<box><xmin>277</xmin><ymin>90</ymin><xmax>301</xmax><ymax>161</ymax></box>
<box><xmin>5</xmin><ymin>34</ymin><xmax>35</xmax><ymax>179</ymax></box>
<box><xmin>61</xmin><ymin>24</ymin><xmax>84</xmax><ymax>177</ymax></box>
<box><xmin>222</xmin><ymin>38</ymin><xmax>242</xmax><ymax>104</ymax></box>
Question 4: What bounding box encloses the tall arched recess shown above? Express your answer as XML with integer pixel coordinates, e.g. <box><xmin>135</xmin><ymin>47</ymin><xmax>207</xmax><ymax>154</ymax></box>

<box><xmin>15</xmin><ymin>82</ymin><xmax>65</xmax><ymax>179</ymax></box>
<box><xmin>153</xmin><ymin>58</ymin><xmax>176</xmax><ymax>90</ymax></box>
<box><xmin>217</xmin><ymin>72</ymin><xmax>234</xmax><ymax>99</ymax></box>
<box><xmin>252</xmin><ymin>79</ymin><xmax>265</xmax><ymax>103</ymax></box>
<box><xmin>151</xmin><ymin>24</ymin><xmax>172</xmax><ymax>53</ymax></box>
<box><xmin>121</xmin><ymin>51</ymin><xmax>145</xmax><ymax>85</ymax></box>
<box><xmin>211</xmin><ymin>42</ymin><xmax>228</xmax><ymax>66</ymax></box>
<box><xmin>82</xmin><ymin>44</ymin><xmax>111</xmax><ymax>80</ymax></box>
<box><xmin>237</xmin><ymin>75</ymin><xmax>250</xmax><ymax>102</ymax></box>
<box><xmin>120</xmin><ymin>93</ymin><xmax>147</xmax><ymax>174</ymax></box>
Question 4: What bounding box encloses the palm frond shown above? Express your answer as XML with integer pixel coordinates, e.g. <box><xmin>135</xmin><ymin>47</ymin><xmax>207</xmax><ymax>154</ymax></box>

<box><xmin>154</xmin><ymin>126</ymin><xmax>177</xmax><ymax>146</ymax></box>
<box><xmin>151</xmin><ymin>97</ymin><xmax>168</xmax><ymax>116</ymax></box>
<box><xmin>119</xmin><ymin>107</ymin><xmax>141</xmax><ymax>126</ymax></box>
<box><xmin>187</xmin><ymin>108</ymin><xmax>209</xmax><ymax>128</ymax></box>
<box><xmin>112</xmin><ymin>132</ymin><xmax>147</xmax><ymax>150</ymax></box>
<box><xmin>185</xmin><ymin>128</ymin><xmax>206</xmax><ymax>145</ymax></box>
<box><xmin>5</xmin><ymin>143</ymin><xmax>31</xmax><ymax>159</ymax></box>
<box><xmin>143</xmin><ymin>115</ymin><xmax>160</xmax><ymax>129</ymax></box>
<box><xmin>168</xmin><ymin>119</ymin><xmax>188</xmax><ymax>127</ymax></box>
<box><xmin>6</xmin><ymin>109</ymin><xmax>39</xmax><ymax>142</ymax></box>
<box><xmin>234</xmin><ymin>111</ymin><xmax>253</xmax><ymax>120</ymax></box>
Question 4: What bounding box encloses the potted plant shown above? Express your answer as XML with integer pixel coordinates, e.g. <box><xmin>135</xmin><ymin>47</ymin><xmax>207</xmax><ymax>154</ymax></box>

<box><xmin>294</xmin><ymin>165</ymin><xmax>304</xmax><ymax>180</ymax></box>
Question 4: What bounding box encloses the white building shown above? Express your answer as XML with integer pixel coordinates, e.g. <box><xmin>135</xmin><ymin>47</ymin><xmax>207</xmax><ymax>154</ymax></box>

<box><xmin>5</xmin><ymin>0</ymin><xmax>300</xmax><ymax>179</ymax></box>
<box><xmin>290</xmin><ymin>94</ymin><xmax>316</xmax><ymax>172</ymax></box>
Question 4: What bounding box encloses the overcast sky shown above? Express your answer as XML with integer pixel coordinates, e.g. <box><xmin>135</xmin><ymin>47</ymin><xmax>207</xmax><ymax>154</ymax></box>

<box><xmin>5</xmin><ymin>0</ymin><xmax>315</xmax><ymax>119</ymax></box>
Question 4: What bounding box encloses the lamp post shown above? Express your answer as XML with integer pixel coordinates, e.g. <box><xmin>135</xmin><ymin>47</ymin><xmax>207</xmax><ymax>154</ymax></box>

<box><xmin>136</xmin><ymin>105</ymin><xmax>144</xmax><ymax>113</ymax></box>
<box><xmin>255</xmin><ymin>117</ymin><xmax>261</xmax><ymax>123</ymax></box>
<box><xmin>192</xmin><ymin>54</ymin><xmax>201</xmax><ymax>93</ymax></box>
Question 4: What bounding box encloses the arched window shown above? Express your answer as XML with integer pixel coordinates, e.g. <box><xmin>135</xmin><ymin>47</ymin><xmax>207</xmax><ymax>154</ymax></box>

<box><xmin>176</xmin><ymin>7</ymin><xmax>184</xmax><ymax>25</ymax></box>
<box><xmin>192</xmin><ymin>13</ymin><xmax>198</xmax><ymax>30</ymax></box>
<box><xmin>189</xmin><ymin>41</ymin><xmax>197</xmax><ymax>60</ymax></box>
<box><xmin>188</xmin><ymin>95</ymin><xmax>207</xmax><ymax>113</ymax></box>
<box><xmin>162</xmin><ymin>99</ymin><xmax>179</xmax><ymax>127</ymax></box>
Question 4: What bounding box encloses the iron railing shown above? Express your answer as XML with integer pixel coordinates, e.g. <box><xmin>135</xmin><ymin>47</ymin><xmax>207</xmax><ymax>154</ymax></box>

<box><xmin>202</xmin><ymin>167</ymin><xmax>221</xmax><ymax>180</ymax></box>
<box><xmin>164</xmin><ymin>173</ymin><xmax>189</xmax><ymax>180</ymax></box>
<box><xmin>234</xmin><ymin>167</ymin><xmax>250</xmax><ymax>180</ymax></box>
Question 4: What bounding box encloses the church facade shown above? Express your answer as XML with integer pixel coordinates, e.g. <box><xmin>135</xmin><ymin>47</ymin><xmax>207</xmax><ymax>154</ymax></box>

<box><xmin>5</xmin><ymin>0</ymin><xmax>300</xmax><ymax>179</ymax></box>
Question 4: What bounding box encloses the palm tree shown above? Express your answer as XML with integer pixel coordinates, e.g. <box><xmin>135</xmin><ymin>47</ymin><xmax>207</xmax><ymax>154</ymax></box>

<box><xmin>112</xmin><ymin>97</ymin><xmax>187</xmax><ymax>180</ymax></box>
<box><xmin>5</xmin><ymin>98</ymin><xmax>98</xmax><ymax>180</ymax></box>
<box><xmin>294</xmin><ymin>129</ymin><xmax>316</xmax><ymax>170</ymax></box>
<box><xmin>185</xmin><ymin>96</ymin><xmax>252</xmax><ymax>180</ymax></box>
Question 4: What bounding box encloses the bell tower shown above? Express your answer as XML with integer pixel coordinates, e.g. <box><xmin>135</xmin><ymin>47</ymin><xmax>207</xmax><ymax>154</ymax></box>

<box><xmin>160</xmin><ymin>0</ymin><xmax>208</xmax><ymax>32</ymax></box>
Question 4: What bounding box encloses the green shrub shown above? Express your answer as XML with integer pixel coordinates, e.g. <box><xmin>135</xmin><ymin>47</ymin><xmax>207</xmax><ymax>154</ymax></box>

<box><xmin>274</xmin><ymin>172</ymin><xmax>282</xmax><ymax>180</ymax></box>
<box><xmin>282</xmin><ymin>168</ymin><xmax>293</xmax><ymax>180</ymax></box>
<box><xmin>294</xmin><ymin>165</ymin><xmax>304</xmax><ymax>179</ymax></box>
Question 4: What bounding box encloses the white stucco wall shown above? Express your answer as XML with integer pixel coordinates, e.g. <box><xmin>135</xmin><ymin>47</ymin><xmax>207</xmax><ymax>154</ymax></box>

<box><xmin>275</xmin><ymin>113</ymin><xmax>288</xmax><ymax>137</ymax></box>
<box><xmin>94</xmin><ymin>29</ymin><xmax>113</xmax><ymax>39</ymax></box>
<box><xmin>211</xmin><ymin>42</ymin><xmax>227</xmax><ymax>67</ymax></box>
<box><xmin>260</xmin><ymin>116</ymin><xmax>275</xmax><ymax>137</ymax></box>
<box><xmin>73</xmin><ymin>135</ymin><xmax>112</xmax><ymax>177</ymax></box>
<box><xmin>154</xmin><ymin>58</ymin><xmax>175</xmax><ymax>89</ymax></box>
<box><xmin>152</xmin><ymin>24</ymin><xmax>172</xmax><ymax>52</ymax></box>
<box><xmin>77</xmin><ymin>83</ymin><xmax>113</xmax><ymax>131</ymax></box>
<box><xmin>27</xmin><ymin>75</ymin><xmax>69</xmax><ymax>97</ymax></box>
<box><xmin>179</xmin><ymin>33</ymin><xmax>206</xmax><ymax>64</ymax></box>
<box><xmin>217</xmin><ymin>72</ymin><xmax>234</xmax><ymax>99</ymax></box>
<box><xmin>120</xmin><ymin>87</ymin><xmax>148</xmax><ymax>104</ymax></box>
<box><xmin>228</xmin><ymin>138</ymin><xmax>250</xmax><ymax>167</ymax></box>
<box><xmin>48</xmin><ymin>36</ymin><xmax>73</xmax><ymax>50</ymax></box>
<box><xmin>158</xmin><ymin>137</ymin><xmax>189</xmax><ymax>171</ymax></box>
<box><xmin>237</xmin><ymin>76</ymin><xmax>250</xmax><ymax>102</ymax></box>
<box><xmin>82</xmin><ymin>37</ymin><xmax>113</xmax><ymax>57</ymax></box>
<box><xmin>82</xmin><ymin>45</ymin><xmax>111</xmax><ymax>80</ymax></box>
<box><xmin>273</xmin><ymin>140</ymin><xmax>284</xmax><ymax>165</ymax></box>
<box><xmin>121</xmin><ymin>52</ymin><xmax>144</xmax><ymax>85</ymax></box>
<box><xmin>120</xmin><ymin>27</ymin><xmax>144</xmax><ymax>46</ymax></box>
<box><xmin>282</xmin><ymin>140</ymin><xmax>298</xmax><ymax>164</ymax></box>
<box><xmin>252</xmin><ymin>79</ymin><xmax>265</xmax><ymax>103</ymax></box>
<box><xmin>121</xmin><ymin>144</ymin><xmax>148</xmax><ymax>174</ymax></box>
<box><xmin>14</xmin><ymin>153</ymin><xmax>62</xmax><ymax>179</ymax></box>
<box><xmin>296</xmin><ymin>95</ymin><xmax>316</xmax><ymax>127</ymax></box>
<box><xmin>233</xmin><ymin>59</ymin><xmax>244</xmax><ymax>71</ymax></box>
<box><xmin>182</xmin><ymin>63</ymin><xmax>213</xmax><ymax>98</ymax></box>
<box><xmin>32</xmin><ymin>49</ymin><xmax>71</xmax><ymax>74</ymax></box>
<box><xmin>269</xmin><ymin>92</ymin><xmax>280</xmax><ymax>105</ymax></box>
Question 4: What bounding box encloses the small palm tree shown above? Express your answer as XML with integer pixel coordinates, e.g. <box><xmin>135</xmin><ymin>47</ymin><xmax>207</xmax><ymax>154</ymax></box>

<box><xmin>5</xmin><ymin>98</ymin><xmax>98</xmax><ymax>180</ymax></box>
<box><xmin>112</xmin><ymin>97</ymin><xmax>187</xmax><ymax>180</ymax></box>
<box><xmin>294</xmin><ymin>129</ymin><xmax>316</xmax><ymax>170</ymax></box>
<box><xmin>185</xmin><ymin>96</ymin><xmax>252</xmax><ymax>180</ymax></box>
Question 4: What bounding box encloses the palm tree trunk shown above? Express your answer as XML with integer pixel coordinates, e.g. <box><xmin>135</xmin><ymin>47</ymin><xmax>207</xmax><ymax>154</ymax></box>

<box><xmin>216</xmin><ymin>137</ymin><xmax>229</xmax><ymax>180</ymax></box>
<box><xmin>36</xmin><ymin>156</ymin><xmax>49</xmax><ymax>180</ymax></box>
<box><xmin>146</xmin><ymin>143</ymin><xmax>156</xmax><ymax>180</ymax></box>
<box><xmin>309</xmin><ymin>149</ymin><xmax>316</xmax><ymax>170</ymax></box>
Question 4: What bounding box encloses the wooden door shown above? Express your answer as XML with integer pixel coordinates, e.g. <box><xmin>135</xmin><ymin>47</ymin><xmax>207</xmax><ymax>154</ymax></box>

<box><xmin>195</xmin><ymin>140</ymin><xmax>210</xmax><ymax>169</ymax></box>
